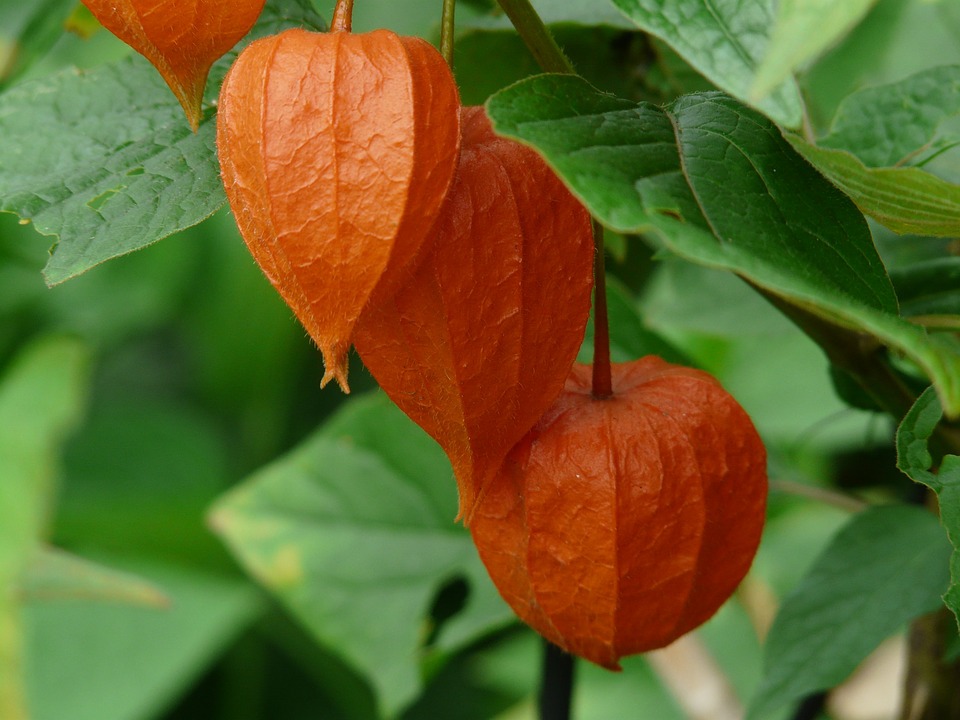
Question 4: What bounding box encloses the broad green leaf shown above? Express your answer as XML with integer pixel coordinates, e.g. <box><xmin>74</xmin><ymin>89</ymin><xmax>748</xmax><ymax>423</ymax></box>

<box><xmin>818</xmin><ymin>65</ymin><xmax>960</xmax><ymax>169</ymax></box>
<box><xmin>751</xmin><ymin>0</ymin><xmax>878</xmax><ymax>102</ymax></box>
<box><xmin>20</xmin><ymin>547</ymin><xmax>168</xmax><ymax>607</ymax></box>
<box><xmin>0</xmin><ymin>336</ymin><xmax>90</xmax><ymax>720</ymax></box>
<box><xmin>0</xmin><ymin>0</ymin><xmax>326</xmax><ymax>285</ymax></box>
<box><xmin>896</xmin><ymin>387</ymin><xmax>960</xmax><ymax>627</ymax></box>
<box><xmin>786</xmin><ymin>67</ymin><xmax>960</xmax><ymax>237</ymax></box>
<box><xmin>890</xmin><ymin>258</ymin><xmax>960</xmax><ymax>319</ymax></box>
<box><xmin>485</xmin><ymin>75</ymin><xmax>960</xmax><ymax>417</ymax></box>
<box><xmin>209</xmin><ymin>393</ymin><xmax>514</xmax><ymax>717</ymax></box>
<box><xmin>789</xmin><ymin>136</ymin><xmax>960</xmax><ymax>237</ymax></box>
<box><xmin>56</xmin><ymin>398</ymin><xmax>233</xmax><ymax>568</ymax></box>
<box><xmin>608</xmin><ymin>0</ymin><xmax>804</xmax><ymax>127</ymax></box>
<box><xmin>746</xmin><ymin>505</ymin><xmax>951</xmax><ymax>720</ymax></box>
<box><xmin>24</xmin><ymin>558</ymin><xmax>262</xmax><ymax>720</ymax></box>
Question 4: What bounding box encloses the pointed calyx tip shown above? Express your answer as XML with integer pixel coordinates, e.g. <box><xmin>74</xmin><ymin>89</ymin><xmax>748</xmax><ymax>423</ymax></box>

<box><xmin>320</xmin><ymin>357</ymin><xmax>351</xmax><ymax>394</ymax></box>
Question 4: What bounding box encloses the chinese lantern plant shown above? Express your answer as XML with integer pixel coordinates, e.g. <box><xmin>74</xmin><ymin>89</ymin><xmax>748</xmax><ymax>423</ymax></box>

<box><xmin>470</xmin><ymin>356</ymin><xmax>768</xmax><ymax>668</ymax></box>
<box><xmin>82</xmin><ymin>0</ymin><xmax>267</xmax><ymax>130</ymax></box>
<box><xmin>216</xmin><ymin>0</ymin><xmax>461</xmax><ymax>390</ymax></box>
<box><xmin>355</xmin><ymin>105</ymin><xmax>595</xmax><ymax>519</ymax></box>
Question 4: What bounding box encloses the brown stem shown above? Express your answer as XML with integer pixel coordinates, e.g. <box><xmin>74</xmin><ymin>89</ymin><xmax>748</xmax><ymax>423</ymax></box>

<box><xmin>441</xmin><ymin>0</ymin><xmax>456</xmax><ymax>66</ymax></box>
<box><xmin>332</xmin><ymin>0</ymin><xmax>353</xmax><ymax>32</ymax></box>
<box><xmin>592</xmin><ymin>220</ymin><xmax>612</xmax><ymax>399</ymax></box>
<box><xmin>901</xmin><ymin>607</ymin><xmax>960</xmax><ymax>720</ymax></box>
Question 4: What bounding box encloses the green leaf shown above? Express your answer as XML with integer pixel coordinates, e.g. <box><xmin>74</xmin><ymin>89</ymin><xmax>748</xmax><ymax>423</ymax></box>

<box><xmin>0</xmin><ymin>336</ymin><xmax>89</xmax><ymax>570</ymax></box>
<box><xmin>209</xmin><ymin>393</ymin><xmax>514</xmax><ymax>717</ymax></box>
<box><xmin>819</xmin><ymin>65</ymin><xmax>960</xmax><ymax>169</ymax></box>
<box><xmin>750</xmin><ymin>0</ymin><xmax>878</xmax><ymax>102</ymax></box>
<box><xmin>485</xmin><ymin>75</ymin><xmax>960</xmax><ymax>417</ymax></box>
<box><xmin>788</xmin><ymin>136</ymin><xmax>960</xmax><ymax>237</ymax></box>
<box><xmin>24</xmin><ymin>558</ymin><xmax>262</xmax><ymax>720</ymax></box>
<box><xmin>784</xmin><ymin>67</ymin><xmax>960</xmax><ymax>237</ymax></box>
<box><xmin>746</xmin><ymin>505</ymin><xmax>951</xmax><ymax>720</ymax></box>
<box><xmin>0</xmin><ymin>0</ymin><xmax>76</xmax><ymax>88</ymax></box>
<box><xmin>896</xmin><ymin>387</ymin><xmax>960</xmax><ymax>627</ymax></box>
<box><xmin>890</xmin><ymin>258</ymin><xmax>960</xmax><ymax>319</ymax></box>
<box><xmin>56</xmin><ymin>398</ymin><xmax>233</xmax><ymax>568</ymax></box>
<box><xmin>608</xmin><ymin>0</ymin><xmax>804</xmax><ymax>127</ymax></box>
<box><xmin>20</xmin><ymin>547</ymin><xmax>168</xmax><ymax>608</ymax></box>
<box><xmin>0</xmin><ymin>0</ymin><xmax>326</xmax><ymax>285</ymax></box>
<box><xmin>0</xmin><ymin>336</ymin><xmax>90</xmax><ymax>720</ymax></box>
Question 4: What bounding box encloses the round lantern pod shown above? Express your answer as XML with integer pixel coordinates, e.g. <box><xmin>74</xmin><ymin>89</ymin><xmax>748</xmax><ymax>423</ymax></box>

<box><xmin>470</xmin><ymin>357</ymin><xmax>768</xmax><ymax>669</ymax></box>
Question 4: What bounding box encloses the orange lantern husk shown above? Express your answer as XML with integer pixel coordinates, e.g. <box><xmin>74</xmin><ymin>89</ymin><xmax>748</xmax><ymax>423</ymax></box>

<box><xmin>470</xmin><ymin>358</ymin><xmax>768</xmax><ymax>668</ymax></box>
<box><xmin>217</xmin><ymin>28</ymin><xmax>461</xmax><ymax>391</ymax></box>
<box><xmin>82</xmin><ymin>0</ymin><xmax>266</xmax><ymax>130</ymax></box>
<box><xmin>355</xmin><ymin>106</ymin><xmax>595</xmax><ymax>519</ymax></box>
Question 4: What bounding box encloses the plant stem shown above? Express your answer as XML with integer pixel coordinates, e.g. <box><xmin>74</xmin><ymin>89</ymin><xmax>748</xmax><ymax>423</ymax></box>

<box><xmin>495</xmin><ymin>0</ymin><xmax>575</xmax><ymax>74</ymax></box>
<box><xmin>769</xmin><ymin>479</ymin><xmax>868</xmax><ymax>513</ymax></box>
<box><xmin>791</xmin><ymin>692</ymin><xmax>828</xmax><ymax>720</ymax></box>
<box><xmin>539</xmin><ymin>640</ymin><xmax>575</xmax><ymax>720</ymax></box>
<box><xmin>901</xmin><ymin>607</ymin><xmax>960</xmax><ymax>719</ymax></box>
<box><xmin>440</xmin><ymin>0</ymin><xmax>456</xmax><ymax>66</ymax></box>
<box><xmin>332</xmin><ymin>0</ymin><xmax>353</xmax><ymax>32</ymax></box>
<box><xmin>592</xmin><ymin>220</ymin><xmax>612</xmax><ymax>399</ymax></box>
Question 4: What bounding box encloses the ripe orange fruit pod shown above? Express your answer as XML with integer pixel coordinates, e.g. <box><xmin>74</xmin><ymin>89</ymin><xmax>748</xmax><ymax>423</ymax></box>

<box><xmin>354</xmin><ymin>106</ymin><xmax>595</xmax><ymax>520</ymax></box>
<box><xmin>81</xmin><ymin>0</ymin><xmax>266</xmax><ymax>130</ymax></box>
<box><xmin>470</xmin><ymin>357</ymin><xmax>768</xmax><ymax>668</ymax></box>
<box><xmin>216</xmin><ymin>25</ymin><xmax>461</xmax><ymax>391</ymax></box>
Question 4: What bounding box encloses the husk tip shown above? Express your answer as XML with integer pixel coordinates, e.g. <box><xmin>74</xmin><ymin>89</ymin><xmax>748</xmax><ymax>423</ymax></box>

<box><xmin>320</xmin><ymin>351</ymin><xmax>351</xmax><ymax>393</ymax></box>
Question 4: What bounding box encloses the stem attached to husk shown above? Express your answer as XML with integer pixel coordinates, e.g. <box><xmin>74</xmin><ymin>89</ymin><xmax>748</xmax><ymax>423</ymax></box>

<box><xmin>591</xmin><ymin>220</ymin><xmax>612</xmax><ymax>399</ymax></box>
<box><xmin>440</xmin><ymin>0</ymin><xmax>456</xmax><ymax>66</ymax></box>
<box><xmin>494</xmin><ymin>0</ymin><xmax>611</xmax><ymax>397</ymax></box>
<box><xmin>332</xmin><ymin>0</ymin><xmax>353</xmax><ymax>32</ymax></box>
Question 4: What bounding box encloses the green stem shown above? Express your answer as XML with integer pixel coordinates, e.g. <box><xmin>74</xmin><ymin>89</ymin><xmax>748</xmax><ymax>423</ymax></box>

<box><xmin>592</xmin><ymin>220</ymin><xmax>612</xmax><ymax>399</ymax></box>
<box><xmin>495</xmin><ymin>0</ymin><xmax>575</xmax><ymax>74</ymax></box>
<box><xmin>440</xmin><ymin>0</ymin><xmax>456</xmax><ymax>66</ymax></box>
<box><xmin>332</xmin><ymin>0</ymin><xmax>353</xmax><ymax>32</ymax></box>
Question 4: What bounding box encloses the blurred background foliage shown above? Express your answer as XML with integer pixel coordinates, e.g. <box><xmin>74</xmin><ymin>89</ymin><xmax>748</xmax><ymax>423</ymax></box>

<box><xmin>1</xmin><ymin>0</ymin><xmax>959</xmax><ymax>718</ymax></box>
